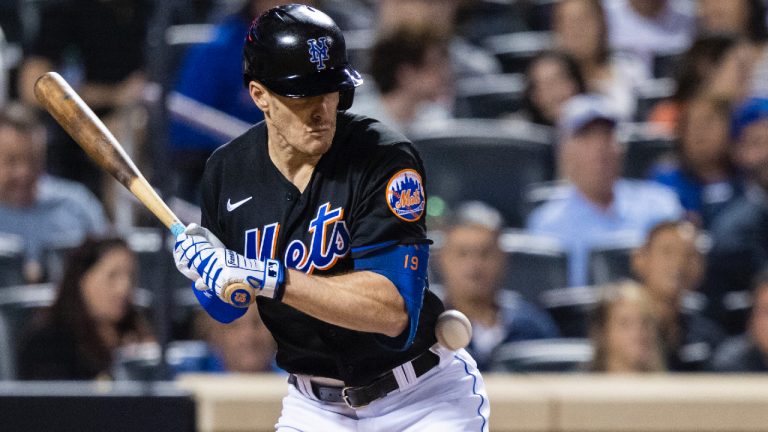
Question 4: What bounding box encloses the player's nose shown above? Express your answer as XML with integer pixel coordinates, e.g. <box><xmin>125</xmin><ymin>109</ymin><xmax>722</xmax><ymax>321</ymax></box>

<box><xmin>310</xmin><ymin>92</ymin><xmax>337</xmax><ymax>121</ymax></box>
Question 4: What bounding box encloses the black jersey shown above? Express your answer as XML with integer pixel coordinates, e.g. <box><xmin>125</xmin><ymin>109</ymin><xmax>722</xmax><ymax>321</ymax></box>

<box><xmin>200</xmin><ymin>112</ymin><xmax>444</xmax><ymax>385</ymax></box>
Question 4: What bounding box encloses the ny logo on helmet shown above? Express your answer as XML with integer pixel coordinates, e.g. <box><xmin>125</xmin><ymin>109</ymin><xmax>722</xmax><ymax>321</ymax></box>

<box><xmin>307</xmin><ymin>37</ymin><xmax>330</xmax><ymax>71</ymax></box>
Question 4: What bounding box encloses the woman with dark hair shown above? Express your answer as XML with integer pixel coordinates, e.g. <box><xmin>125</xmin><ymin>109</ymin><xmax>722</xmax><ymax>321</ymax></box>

<box><xmin>650</xmin><ymin>95</ymin><xmax>743</xmax><ymax>228</ymax></box>
<box><xmin>519</xmin><ymin>51</ymin><xmax>586</xmax><ymax>126</ymax></box>
<box><xmin>553</xmin><ymin>0</ymin><xmax>648</xmax><ymax>120</ymax></box>
<box><xmin>18</xmin><ymin>237</ymin><xmax>153</xmax><ymax>380</ymax></box>
<box><xmin>697</xmin><ymin>0</ymin><xmax>768</xmax><ymax>101</ymax></box>
<box><xmin>648</xmin><ymin>34</ymin><xmax>740</xmax><ymax>132</ymax></box>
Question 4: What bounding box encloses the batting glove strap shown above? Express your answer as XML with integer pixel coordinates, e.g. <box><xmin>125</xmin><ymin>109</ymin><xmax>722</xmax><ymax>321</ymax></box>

<box><xmin>261</xmin><ymin>258</ymin><xmax>285</xmax><ymax>301</ymax></box>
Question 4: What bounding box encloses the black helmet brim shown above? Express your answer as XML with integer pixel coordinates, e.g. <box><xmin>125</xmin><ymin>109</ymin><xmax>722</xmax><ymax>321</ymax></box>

<box><xmin>260</xmin><ymin>64</ymin><xmax>363</xmax><ymax>98</ymax></box>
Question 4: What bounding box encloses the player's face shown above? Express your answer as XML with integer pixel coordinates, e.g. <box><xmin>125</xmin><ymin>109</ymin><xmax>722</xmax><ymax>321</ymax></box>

<box><xmin>255</xmin><ymin>84</ymin><xmax>339</xmax><ymax>157</ymax></box>
<box><xmin>80</xmin><ymin>246</ymin><xmax>137</xmax><ymax>325</ymax></box>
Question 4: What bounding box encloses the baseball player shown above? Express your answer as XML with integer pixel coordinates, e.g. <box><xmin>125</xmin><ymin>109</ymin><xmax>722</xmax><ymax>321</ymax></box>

<box><xmin>173</xmin><ymin>4</ymin><xmax>489</xmax><ymax>431</ymax></box>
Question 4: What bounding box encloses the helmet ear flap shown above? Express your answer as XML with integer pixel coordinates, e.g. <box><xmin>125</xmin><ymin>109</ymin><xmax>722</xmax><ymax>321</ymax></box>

<box><xmin>338</xmin><ymin>89</ymin><xmax>355</xmax><ymax>111</ymax></box>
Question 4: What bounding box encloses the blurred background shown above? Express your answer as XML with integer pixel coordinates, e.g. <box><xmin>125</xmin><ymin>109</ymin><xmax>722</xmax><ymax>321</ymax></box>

<box><xmin>3</xmin><ymin>0</ymin><xmax>768</xmax><ymax>430</ymax></box>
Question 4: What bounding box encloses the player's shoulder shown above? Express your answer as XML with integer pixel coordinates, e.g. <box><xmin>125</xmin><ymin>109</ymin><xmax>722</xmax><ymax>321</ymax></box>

<box><xmin>206</xmin><ymin>121</ymin><xmax>267</xmax><ymax>168</ymax></box>
<box><xmin>336</xmin><ymin>112</ymin><xmax>421</xmax><ymax>164</ymax></box>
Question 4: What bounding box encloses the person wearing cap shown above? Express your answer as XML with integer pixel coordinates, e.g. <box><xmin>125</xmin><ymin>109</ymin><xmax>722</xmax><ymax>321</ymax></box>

<box><xmin>172</xmin><ymin>4</ymin><xmax>489</xmax><ymax>430</ymax></box>
<box><xmin>705</xmin><ymin>97</ymin><xmax>768</xmax><ymax>328</ymax></box>
<box><xmin>436</xmin><ymin>201</ymin><xmax>560</xmax><ymax>371</ymax></box>
<box><xmin>527</xmin><ymin>93</ymin><xmax>683</xmax><ymax>287</ymax></box>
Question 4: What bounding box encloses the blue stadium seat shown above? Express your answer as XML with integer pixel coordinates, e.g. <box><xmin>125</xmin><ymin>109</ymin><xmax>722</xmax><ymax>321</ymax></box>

<box><xmin>454</xmin><ymin>73</ymin><xmax>525</xmax><ymax>119</ymax></box>
<box><xmin>499</xmin><ymin>230</ymin><xmax>569</xmax><ymax>305</ymax></box>
<box><xmin>618</xmin><ymin>123</ymin><xmax>676</xmax><ymax>179</ymax></box>
<box><xmin>408</xmin><ymin>119</ymin><xmax>556</xmax><ymax>227</ymax></box>
<box><xmin>539</xmin><ymin>286</ymin><xmax>601</xmax><ymax>338</ymax></box>
<box><xmin>489</xmin><ymin>338</ymin><xmax>593</xmax><ymax>372</ymax></box>
<box><xmin>0</xmin><ymin>234</ymin><xmax>25</xmax><ymax>288</ymax></box>
<box><xmin>482</xmin><ymin>31</ymin><xmax>554</xmax><ymax>74</ymax></box>
<box><xmin>587</xmin><ymin>243</ymin><xmax>639</xmax><ymax>286</ymax></box>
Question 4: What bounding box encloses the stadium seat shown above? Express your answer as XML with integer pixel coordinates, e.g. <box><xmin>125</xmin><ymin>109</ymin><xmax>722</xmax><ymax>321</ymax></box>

<box><xmin>112</xmin><ymin>340</ymin><xmax>217</xmax><ymax>380</ymax></box>
<box><xmin>408</xmin><ymin>118</ymin><xmax>556</xmax><ymax>227</ymax></box>
<box><xmin>587</xmin><ymin>242</ymin><xmax>639</xmax><ymax>286</ymax></box>
<box><xmin>454</xmin><ymin>73</ymin><xmax>525</xmax><ymax>119</ymax></box>
<box><xmin>489</xmin><ymin>338</ymin><xmax>593</xmax><ymax>372</ymax></box>
<box><xmin>617</xmin><ymin>122</ymin><xmax>676</xmax><ymax>179</ymax></box>
<box><xmin>457</xmin><ymin>0</ymin><xmax>529</xmax><ymax>43</ymax></box>
<box><xmin>0</xmin><ymin>283</ymin><xmax>55</xmax><ymax>378</ymax></box>
<box><xmin>653</xmin><ymin>51</ymin><xmax>685</xmax><ymax>79</ymax></box>
<box><xmin>0</xmin><ymin>312</ymin><xmax>12</xmax><ymax>380</ymax></box>
<box><xmin>0</xmin><ymin>234</ymin><xmax>25</xmax><ymax>288</ymax></box>
<box><xmin>499</xmin><ymin>230</ymin><xmax>569</xmax><ymax>305</ymax></box>
<box><xmin>634</xmin><ymin>78</ymin><xmax>675</xmax><ymax>122</ymax></box>
<box><xmin>539</xmin><ymin>286</ymin><xmax>601</xmax><ymax>338</ymax></box>
<box><xmin>482</xmin><ymin>31</ymin><xmax>554</xmax><ymax>74</ymax></box>
<box><xmin>125</xmin><ymin>228</ymin><xmax>192</xmax><ymax>292</ymax></box>
<box><xmin>720</xmin><ymin>290</ymin><xmax>752</xmax><ymax>335</ymax></box>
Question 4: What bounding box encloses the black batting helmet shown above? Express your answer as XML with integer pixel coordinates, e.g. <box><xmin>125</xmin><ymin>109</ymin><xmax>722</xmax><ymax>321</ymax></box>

<box><xmin>243</xmin><ymin>4</ymin><xmax>363</xmax><ymax>110</ymax></box>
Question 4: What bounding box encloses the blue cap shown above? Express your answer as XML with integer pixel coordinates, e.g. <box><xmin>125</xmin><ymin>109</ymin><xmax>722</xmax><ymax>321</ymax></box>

<box><xmin>558</xmin><ymin>94</ymin><xmax>618</xmax><ymax>138</ymax></box>
<box><xmin>731</xmin><ymin>97</ymin><xmax>768</xmax><ymax>140</ymax></box>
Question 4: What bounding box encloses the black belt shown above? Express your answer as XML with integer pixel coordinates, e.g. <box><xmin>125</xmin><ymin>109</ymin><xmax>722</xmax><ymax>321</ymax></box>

<box><xmin>288</xmin><ymin>350</ymin><xmax>439</xmax><ymax>408</ymax></box>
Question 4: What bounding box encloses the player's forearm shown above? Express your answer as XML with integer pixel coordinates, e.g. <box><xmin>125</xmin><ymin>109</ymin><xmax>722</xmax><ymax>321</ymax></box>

<box><xmin>282</xmin><ymin>269</ymin><xmax>408</xmax><ymax>337</ymax></box>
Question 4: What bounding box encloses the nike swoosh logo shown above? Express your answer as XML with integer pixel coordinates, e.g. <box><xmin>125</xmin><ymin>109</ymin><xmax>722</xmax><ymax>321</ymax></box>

<box><xmin>226</xmin><ymin>196</ymin><xmax>253</xmax><ymax>212</ymax></box>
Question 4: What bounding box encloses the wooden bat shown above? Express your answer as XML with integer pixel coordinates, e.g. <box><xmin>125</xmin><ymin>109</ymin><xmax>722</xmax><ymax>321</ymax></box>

<box><xmin>33</xmin><ymin>71</ymin><xmax>255</xmax><ymax>308</ymax></box>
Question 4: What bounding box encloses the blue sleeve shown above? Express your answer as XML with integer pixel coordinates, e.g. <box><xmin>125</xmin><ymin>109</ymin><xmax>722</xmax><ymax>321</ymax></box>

<box><xmin>353</xmin><ymin>243</ymin><xmax>429</xmax><ymax>351</ymax></box>
<box><xmin>192</xmin><ymin>282</ymin><xmax>248</xmax><ymax>324</ymax></box>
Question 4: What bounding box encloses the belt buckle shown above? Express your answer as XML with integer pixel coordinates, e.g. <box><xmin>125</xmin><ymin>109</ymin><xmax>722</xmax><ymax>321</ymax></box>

<box><xmin>341</xmin><ymin>386</ymin><xmax>368</xmax><ymax>409</ymax></box>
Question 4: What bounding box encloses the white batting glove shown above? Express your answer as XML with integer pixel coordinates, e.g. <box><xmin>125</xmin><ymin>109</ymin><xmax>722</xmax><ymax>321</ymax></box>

<box><xmin>173</xmin><ymin>224</ymin><xmax>285</xmax><ymax>301</ymax></box>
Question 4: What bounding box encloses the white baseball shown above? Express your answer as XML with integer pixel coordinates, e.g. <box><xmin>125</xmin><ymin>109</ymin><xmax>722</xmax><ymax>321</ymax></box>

<box><xmin>435</xmin><ymin>309</ymin><xmax>473</xmax><ymax>351</ymax></box>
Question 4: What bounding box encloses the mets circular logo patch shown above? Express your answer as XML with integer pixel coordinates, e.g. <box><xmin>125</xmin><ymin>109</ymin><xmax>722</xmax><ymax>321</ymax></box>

<box><xmin>386</xmin><ymin>169</ymin><xmax>425</xmax><ymax>222</ymax></box>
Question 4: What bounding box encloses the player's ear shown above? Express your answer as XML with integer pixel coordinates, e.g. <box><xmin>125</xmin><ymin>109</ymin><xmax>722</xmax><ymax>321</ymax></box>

<box><xmin>249</xmin><ymin>81</ymin><xmax>270</xmax><ymax>112</ymax></box>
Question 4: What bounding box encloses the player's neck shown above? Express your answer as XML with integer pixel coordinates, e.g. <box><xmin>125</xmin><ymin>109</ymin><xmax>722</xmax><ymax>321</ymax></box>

<box><xmin>267</xmin><ymin>133</ymin><xmax>322</xmax><ymax>192</ymax></box>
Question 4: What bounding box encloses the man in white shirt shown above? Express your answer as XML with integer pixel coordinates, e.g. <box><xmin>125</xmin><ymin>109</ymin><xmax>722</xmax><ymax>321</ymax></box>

<box><xmin>0</xmin><ymin>104</ymin><xmax>108</xmax><ymax>281</ymax></box>
<box><xmin>603</xmin><ymin>0</ymin><xmax>695</xmax><ymax>75</ymax></box>
<box><xmin>527</xmin><ymin>94</ymin><xmax>682</xmax><ymax>286</ymax></box>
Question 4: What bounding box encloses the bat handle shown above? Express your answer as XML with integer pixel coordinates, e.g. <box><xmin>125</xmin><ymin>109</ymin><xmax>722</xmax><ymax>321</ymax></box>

<box><xmin>170</xmin><ymin>222</ymin><xmax>186</xmax><ymax>237</ymax></box>
<box><xmin>222</xmin><ymin>283</ymin><xmax>257</xmax><ymax>308</ymax></box>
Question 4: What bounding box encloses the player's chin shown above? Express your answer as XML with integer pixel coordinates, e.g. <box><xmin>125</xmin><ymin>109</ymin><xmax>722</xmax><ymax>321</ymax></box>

<box><xmin>304</xmin><ymin>131</ymin><xmax>335</xmax><ymax>154</ymax></box>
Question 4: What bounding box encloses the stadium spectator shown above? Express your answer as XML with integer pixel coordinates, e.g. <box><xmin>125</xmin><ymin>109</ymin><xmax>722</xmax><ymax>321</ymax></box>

<box><xmin>437</xmin><ymin>201</ymin><xmax>560</xmax><ymax>371</ymax></box>
<box><xmin>0</xmin><ymin>103</ymin><xmax>108</xmax><ymax>282</ymax></box>
<box><xmin>527</xmin><ymin>94</ymin><xmax>683</xmax><ymax>287</ymax></box>
<box><xmin>553</xmin><ymin>0</ymin><xmax>648</xmax><ymax>120</ymax></box>
<box><xmin>650</xmin><ymin>96</ymin><xmax>743</xmax><ymax>228</ymax></box>
<box><xmin>17</xmin><ymin>237</ymin><xmax>154</xmax><ymax>380</ymax></box>
<box><xmin>351</xmin><ymin>23</ymin><xmax>453</xmax><ymax>133</ymax></box>
<box><xmin>588</xmin><ymin>281</ymin><xmax>666</xmax><ymax>373</ymax></box>
<box><xmin>631</xmin><ymin>220</ymin><xmax>726</xmax><ymax>371</ymax></box>
<box><xmin>168</xmin><ymin>0</ymin><xmax>294</xmax><ymax>202</ymax></box>
<box><xmin>518</xmin><ymin>51</ymin><xmax>586</xmax><ymax>127</ymax></box>
<box><xmin>603</xmin><ymin>0</ymin><xmax>695</xmax><ymax>76</ymax></box>
<box><xmin>710</xmin><ymin>269</ymin><xmax>768</xmax><ymax>372</ymax></box>
<box><xmin>648</xmin><ymin>34</ymin><xmax>738</xmax><ymax>132</ymax></box>
<box><xmin>17</xmin><ymin>0</ymin><xmax>154</xmax><ymax>198</ymax></box>
<box><xmin>377</xmin><ymin>0</ymin><xmax>501</xmax><ymax>79</ymax></box>
<box><xmin>697</xmin><ymin>0</ymin><xmax>768</xmax><ymax>43</ymax></box>
<box><xmin>706</xmin><ymin>98</ymin><xmax>768</xmax><ymax>323</ymax></box>
<box><xmin>192</xmin><ymin>307</ymin><xmax>278</xmax><ymax>373</ymax></box>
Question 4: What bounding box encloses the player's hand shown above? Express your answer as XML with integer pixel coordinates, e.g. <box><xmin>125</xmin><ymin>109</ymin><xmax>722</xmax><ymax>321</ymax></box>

<box><xmin>173</xmin><ymin>224</ymin><xmax>285</xmax><ymax>300</ymax></box>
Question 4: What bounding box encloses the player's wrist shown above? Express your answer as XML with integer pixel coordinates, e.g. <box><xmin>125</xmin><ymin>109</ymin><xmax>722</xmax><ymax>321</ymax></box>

<box><xmin>248</xmin><ymin>258</ymin><xmax>285</xmax><ymax>300</ymax></box>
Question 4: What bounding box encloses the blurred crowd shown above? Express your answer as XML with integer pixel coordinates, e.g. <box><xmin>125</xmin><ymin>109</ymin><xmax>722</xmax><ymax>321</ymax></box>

<box><xmin>2</xmin><ymin>0</ymin><xmax>768</xmax><ymax>381</ymax></box>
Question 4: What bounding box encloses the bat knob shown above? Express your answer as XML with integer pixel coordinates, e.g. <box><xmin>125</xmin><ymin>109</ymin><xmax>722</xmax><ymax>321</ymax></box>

<box><xmin>222</xmin><ymin>283</ymin><xmax>257</xmax><ymax>308</ymax></box>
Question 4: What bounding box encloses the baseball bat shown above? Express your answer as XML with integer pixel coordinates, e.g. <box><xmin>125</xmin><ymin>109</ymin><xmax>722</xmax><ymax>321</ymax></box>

<box><xmin>33</xmin><ymin>71</ymin><xmax>255</xmax><ymax>308</ymax></box>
